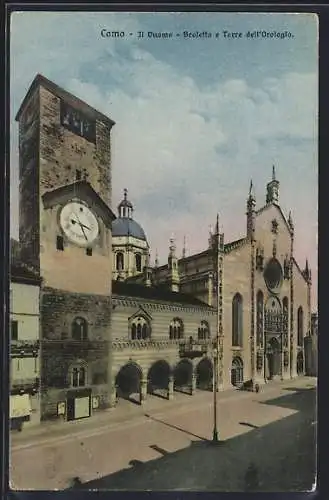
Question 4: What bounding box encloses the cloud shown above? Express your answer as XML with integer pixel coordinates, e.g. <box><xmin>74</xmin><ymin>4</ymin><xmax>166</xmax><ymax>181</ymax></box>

<box><xmin>10</xmin><ymin>13</ymin><xmax>318</xmax><ymax>308</ymax></box>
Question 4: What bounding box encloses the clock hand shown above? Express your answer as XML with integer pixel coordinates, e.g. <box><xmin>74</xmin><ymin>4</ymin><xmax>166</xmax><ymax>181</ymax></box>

<box><xmin>70</xmin><ymin>218</ymin><xmax>90</xmax><ymax>231</ymax></box>
<box><xmin>78</xmin><ymin>221</ymin><xmax>88</xmax><ymax>241</ymax></box>
<box><xmin>70</xmin><ymin>213</ymin><xmax>89</xmax><ymax>240</ymax></box>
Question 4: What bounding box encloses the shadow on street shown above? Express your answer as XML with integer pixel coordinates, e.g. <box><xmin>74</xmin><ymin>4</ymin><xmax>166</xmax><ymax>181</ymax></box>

<box><xmin>68</xmin><ymin>386</ymin><xmax>316</xmax><ymax>492</ymax></box>
<box><xmin>144</xmin><ymin>413</ymin><xmax>209</xmax><ymax>441</ymax></box>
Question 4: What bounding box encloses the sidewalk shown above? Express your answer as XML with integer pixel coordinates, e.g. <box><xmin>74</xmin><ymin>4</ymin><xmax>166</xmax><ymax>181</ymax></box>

<box><xmin>10</xmin><ymin>376</ymin><xmax>316</xmax><ymax>446</ymax></box>
<box><xmin>11</xmin><ymin>388</ymin><xmax>221</xmax><ymax>444</ymax></box>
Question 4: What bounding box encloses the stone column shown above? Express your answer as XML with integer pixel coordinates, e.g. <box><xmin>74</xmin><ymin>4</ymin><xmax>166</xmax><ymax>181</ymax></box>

<box><xmin>167</xmin><ymin>375</ymin><xmax>174</xmax><ymax>400</ymax></box>
<box><xmin>190</xmin><ymin>373</ymin><xmax>196</xmax><ymax>395</ymax></box>
<box><xmin>109</xmin><ymin>382</ymin><xmax>117</xmax><ymax>408</ymax></box>
<box><xmin>139</xmin><ymin>378</ymin><xmax>147</xmax><ymax>405</ymax></box>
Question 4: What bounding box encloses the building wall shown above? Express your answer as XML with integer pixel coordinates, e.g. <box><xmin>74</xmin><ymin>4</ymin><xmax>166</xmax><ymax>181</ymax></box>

<box><xmin>37</xmin><ymin>84</ymin><xmax>113</xmax><ymax>296</ymax></box>
<box><xmin>293</xmin><ymin>261</ymin><xmax>309</xmax><ymax>376</ymax></box>
<box><xmin>10</xmin><ymin>280</ymin><xmax>41</xmax><ymax>427</ymax></box>
<box><xmin>40</xmin><ymin>287</ymin><xmax>112</xmax><ymax>419</ymax></box>
<box><xmin>18</xmin><ymin>89</ymin><xmax>40</xmax><ymax>271</ymax></box>
<box><xmin>222</xmin><ymin>242</ymin><xmax>252</xmax><ymax>388</ymax></box>
<box><xmin>112</xmin><ymin>297</ymin><xmax>216</xmax><ymax>341</ymax></box>
<box><xmin>111</xmin><ymin>296</ymin><xmax>216</xmax><ymax>382</ymax></box>
<box><xmin>39</xmin><ymin>86</ymin><xmax>112</xmax><ymax>205</ymax></box>
<box><xmin>40</xmin><ymin>205</ymin><xmax>112</xmax><ymax>295</ymax></box>
<box><xmin>254</xmin><ymin>205</ymin><xmax>291</xmax><ymax>259</ymax></box>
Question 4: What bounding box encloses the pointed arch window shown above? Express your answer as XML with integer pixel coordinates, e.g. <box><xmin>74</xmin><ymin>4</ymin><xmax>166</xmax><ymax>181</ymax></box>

<box><xmin>116</xmin><ymin>252</ymin><xmax>124</xmax><ymax>271</ymax></box>
<box><xmin>297</xmin><ymin>306</ymin><xmax>304</xmax><ymax>347</ymax></box>
<box><xmin>232</xmin><ymin>293</ymin><xmax>243</xmax><ymax>347</ymax></box>
<box><xmin>131</xmin><ymin>317</ymin><xmax>150</xmax><ymax>340</ymax></box>
<box><xmin>256</xmin><ymin>291</ymin><xmax>264</xmax><ymax>347</ymax></box>
<box><xmin>135</xmin><ymin>254</ymin><xmax>142</xmax><ymax>272</ymax></box>
<box><xmin>72</xmin><ymin>317</ymin><xmax>88</xmax><ymax>341</ymax></box>
<box><xmin>198</xmin><ymin>320</ymin><xmax>210</xmax><ymax>340</ymax></box>
<box><xmin>169</xmin><ymin>318</ymin><xmax>184</xmax><ymax>339</ymax></box>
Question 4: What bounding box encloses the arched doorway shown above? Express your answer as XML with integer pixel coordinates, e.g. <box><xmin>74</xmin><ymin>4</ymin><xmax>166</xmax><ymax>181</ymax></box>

<box><xmin>231</xmin><ymin>357</ymin><xmax>243</xmax><ymax>387</ymax></box>
<box><xmin>297</xmin><ymin>351</ymin><xmax>304</xmax><ymax>375</ymax></box>
<box><xmin>148</xmin><ymin>360</ymin><xmax>171</xmax><ymax>396</ymax></box>
<box><xmin>196</xmin><ymin>358</ymin><xmax>213</xmax><ymax>390</ymax></box>
<box><xmin>174</xmin><ymin>359</ymin><xmax>193</xmax><ymax>392</ymax></box>
<box><xmin>264</xmin><ymin>297</ymin><xmax>283</xmax><ymax>381</ymax></box>
<box><xmin>266</xmin><ymin>337</ymin><xmax>281</xmax><ymax>379</ymax></box>
<box><xmin>115</xmin><ymin>362</ymin><xmax>142</xmax><ymax>402</ymax></box>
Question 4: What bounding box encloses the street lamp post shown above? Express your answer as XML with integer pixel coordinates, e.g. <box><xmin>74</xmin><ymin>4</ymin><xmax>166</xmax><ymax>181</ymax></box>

<box><xmin>212</xmin><ymin>213</ymin><xmax>222</xmax><ymax>444</ymax></box>
<box><xmin>212</xmin><ymin>344</ymin><xmax>219</xmax><ymax>442</ymax></box>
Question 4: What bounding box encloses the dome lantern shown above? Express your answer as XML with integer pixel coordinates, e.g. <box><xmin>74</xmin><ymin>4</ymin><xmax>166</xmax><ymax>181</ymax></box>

<box><xmin>117</xmin><ymin>188</ymin><xmax>133</xmax><ymax>218</ymax></box>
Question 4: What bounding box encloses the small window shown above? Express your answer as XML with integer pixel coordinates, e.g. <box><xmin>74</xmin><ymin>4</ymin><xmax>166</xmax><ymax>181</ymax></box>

<box><xmin>135</xmin><ymin>254</ymin><xmax>142</xmax><ymax>272</ymax></box>
<box><xmin>56</xmin><ymin>235</ymin><xmax>64</xmax><ymax>251</ymax></box>
<box><xmin>71</xmin><ymin>366</ymin><xmax>87</xmax><ymax>387</ymax></box>
<box><xmin>76</xmin><ymin>169</ymin><xmax>82</xmax><ymax>181</ymax></box>
<box><xmin>116</xmin><ymin>252</ymin><xmax>124</xmax><ymax>271</ymax></box>
<box><xmin>72</xmin><ymin>367</ymin><xmax>79</xmax><ymax>387</ymax></box>
<box><xmin>72</xmin><ymin>317</ymin><xmax>88</xmax><ymax>341</ymax></box>
<box><xmin>11</xmin><ymin>320</ymin><xmax>18</xmax><ymax>341</ymax></box>
<box><xmin>79</xmin><ymin>367</ymin><xmax>86</xmax><ymax>386</ymax></box>
<box><xmin>86</xmin><ymin>248</ymin><xmax>92</xmax><ymax>256</ymax></box>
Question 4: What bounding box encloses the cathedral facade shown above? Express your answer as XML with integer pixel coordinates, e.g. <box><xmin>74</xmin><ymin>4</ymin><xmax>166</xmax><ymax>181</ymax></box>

<box><xmin>11</xmin><ymin>74</ymin><xmax>314</xmax><ymax>426</ymax></box>
<box><xmin>110</xmin><ymin>171</ymin><xmax>312</xmax><ymax>397</ymax></box>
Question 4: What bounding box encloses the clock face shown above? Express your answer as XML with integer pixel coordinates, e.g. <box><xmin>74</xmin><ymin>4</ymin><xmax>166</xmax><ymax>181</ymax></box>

<box><xmin>60</xmin><ymin>201</ymin><xmax>99</xmax><ymax>247</ymax></box>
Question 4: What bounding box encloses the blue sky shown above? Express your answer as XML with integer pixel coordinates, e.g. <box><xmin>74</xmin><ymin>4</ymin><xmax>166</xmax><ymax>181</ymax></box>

<box><xmin>10</xmin><ymin>12</ymin><xmax>318</xmax><ymax>307</ymax></box>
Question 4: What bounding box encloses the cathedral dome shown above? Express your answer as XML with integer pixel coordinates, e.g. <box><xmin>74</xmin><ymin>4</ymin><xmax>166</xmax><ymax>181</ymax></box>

<box><xmin>112</xmin><ymin>189</ymin><xmax>147</xmax><ymax>242</ymax></box>
<box><xmin>112</xmin><ymin>218</ymin><xmax>147</xmax><ymax>241</ymax></box>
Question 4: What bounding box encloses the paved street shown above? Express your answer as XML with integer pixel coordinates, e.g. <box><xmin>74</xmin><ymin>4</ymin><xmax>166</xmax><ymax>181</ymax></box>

<box><xmin>10</xmin><ymin>377</ymin><xmax>316</xmax><ymax>491</ymax></box>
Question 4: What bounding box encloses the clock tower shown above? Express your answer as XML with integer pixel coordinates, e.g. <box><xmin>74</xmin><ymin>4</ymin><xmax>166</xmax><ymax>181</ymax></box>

<box><xmin>15</xmin><ymin>74</ymin><xmax>117</xmax><ymax>420</ymax></box>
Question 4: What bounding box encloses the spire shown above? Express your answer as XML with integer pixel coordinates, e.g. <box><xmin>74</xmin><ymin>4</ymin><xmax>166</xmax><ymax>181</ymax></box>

<box><xmin>208</xmin><ymin>224</ymin><xmax>213</xmax><ymax>249</ymax></box>
<box><xmin>215</xmin><ymin>213</ymin><xmax>220</xmax><ymax>235</ymax></box>
<box><xmin>249</xmin><ymin>179</ymin><xmax>255</xmax><ymax>199</ymax></box>
<box><xmin>266</xmin><ymin>165</ymin><xmax>279</xmax><ymax>204</ymax></box>
<box><xmin>247</xmin><ymin>180</ymin><xmax>256</xmax><ymax>239</ymax></box>
<box><xmin>247</xmin><ymin>179</ymin><xmax>256</xmax><ymax>208</ymax></box>
<box><xmin>303</xmin><ymin>258</ymin><xmax>311</xmax><ymax>283</ymax></box>
<box><xmin>154</xmin><ymin>249</ymin><xmax>159</xmax><ymax>268</ymax></box>
<box><xmin>182</xmin><ymin>235</ymin><xmax>186</xmax><ymax>259</ymax></box>
<box><xmin>168</xmin><ymin>235</ymin><xmax>180</xmax><ymax>292</ymax></box>
<box><xmin>288</xmin><ymin>210</ymin><xmax>294</xmax><ymax>233</ymax></box>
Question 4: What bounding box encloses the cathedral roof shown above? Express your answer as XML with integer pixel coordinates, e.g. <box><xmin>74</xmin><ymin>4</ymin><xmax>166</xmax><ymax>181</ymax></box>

<box><xmin>112</xmin><ymin>218</ymin><xmax>147</xmax><ymax>241</ymax></box>
<box><xmin>112</xmin><ymin>281</ymin><xmax>213</xmax><ymax>309</ymax></box>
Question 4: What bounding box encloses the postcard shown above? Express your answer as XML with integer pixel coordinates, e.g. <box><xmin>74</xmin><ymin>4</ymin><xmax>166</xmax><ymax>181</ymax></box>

<box><xmin>9</xmin><ymin>10</ymin><xmax>318</xmax><ymax>492</ymax></box>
